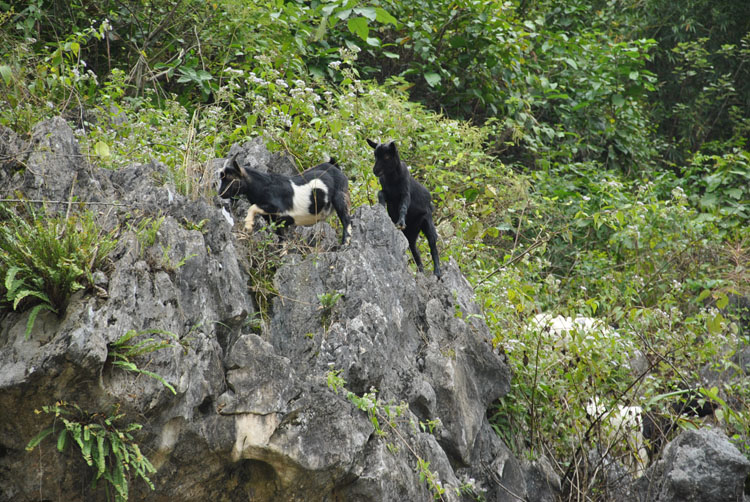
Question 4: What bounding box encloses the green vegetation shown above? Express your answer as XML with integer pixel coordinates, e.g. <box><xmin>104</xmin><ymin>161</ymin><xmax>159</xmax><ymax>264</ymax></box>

<box><xmin>2</xmin><ymin>0</ymin><xmax>748</xmax><ymax>498</ymax></box>
<box><xmin>26</xmin><ymin>401</ymin><xmax>156</xmax><ymax>502</ymax></box>
<box><xmin>318</xmin><ymin>290</ymin><xmax>344</xmax><ymax>330</ymax></box>
<box><xmin>0</xmin><ymin>203</ymin><xmax>117</xmax><ymax>337</ymax></box>
<box><xmin>107</xmin><ymin>329</ymin><xmax>182</xmax><ymax>395</ymax></box>
<box><xmin>130</xmin><ymin>215</ymin><xmax>165</xmax><ymax>255</ymax></box>
<box><xmin>327</xmin><ymin>369</ymin><xmax>451</xmax><ymax>500</ymax></box>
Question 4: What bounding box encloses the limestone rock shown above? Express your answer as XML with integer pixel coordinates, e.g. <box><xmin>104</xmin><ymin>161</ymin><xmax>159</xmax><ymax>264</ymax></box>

<box><xmin>635</xmin><ymin>428</ymin><xmax>750</xmax><ymax>502</ymax></box>
<box><xmin>1</xmin><ymin>119</ymin><xmax>516</xmax><ymax>502</ymax></box>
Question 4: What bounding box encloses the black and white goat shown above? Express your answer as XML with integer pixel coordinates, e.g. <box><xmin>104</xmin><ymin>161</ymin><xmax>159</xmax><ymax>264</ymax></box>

<box><xmin>218</xmin><ymin>154</ymin><xmax>352</xmax><ymax>245</ymax></box>
<box><xmin>366</xmin><ymin>139</ymin><xmax>441</xmax><ymax>278</ymax></box>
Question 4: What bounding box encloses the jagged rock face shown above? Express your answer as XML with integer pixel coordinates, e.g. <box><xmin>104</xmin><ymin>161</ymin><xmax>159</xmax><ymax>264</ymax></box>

<box><xmin>635</xmin><ymin>428</ymin><xmax>750</xmax><ymax>502</ymax></box>
<box><xmin>267</xmin><ymin>206</ymin><xmax>510</xmax><ymax>465</ymax></box>
<box><xmin>0</xmin><ymin>120</ymin><xmax>520</xmax><ymax>501</ymax></box>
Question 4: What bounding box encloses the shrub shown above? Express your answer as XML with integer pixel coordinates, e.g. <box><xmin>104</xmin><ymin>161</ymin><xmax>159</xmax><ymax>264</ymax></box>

<box><xmin>0</xmin><ymin>203</ymin><xmax>118</xmax><ymax>337</ymax></box>
<box><xmin>26</xmin><ymin>401</ymin><xmax>156</xmax><ymax>502</ymax></box>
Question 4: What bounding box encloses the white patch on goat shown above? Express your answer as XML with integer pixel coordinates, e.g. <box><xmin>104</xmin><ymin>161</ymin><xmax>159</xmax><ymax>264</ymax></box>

<box><xmin>289</xmin><ymin>179</ymin><xmax>331</xmax><ymax>225</ymax></box>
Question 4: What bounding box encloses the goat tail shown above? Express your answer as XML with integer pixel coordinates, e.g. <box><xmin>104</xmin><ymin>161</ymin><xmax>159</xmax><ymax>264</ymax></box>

<box><xmin>328</xmin><ymin>157</ymin><xmax>338</xmax><ymax>166</ymax></box>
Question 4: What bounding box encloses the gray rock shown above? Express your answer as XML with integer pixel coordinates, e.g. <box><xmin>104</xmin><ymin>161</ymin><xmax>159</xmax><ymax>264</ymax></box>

<box><xmin>521</xmin><ymin>455</ymin><xmax>562</xmax><ymax>502</ymax></box>
<box><xmin>227</xmin><ymin>137</ymin><xmax>272</xmax><ymax>172</ymax></box>
<box><xmin>636</xmin><ymin>428</ymin><xmax>750</xmax><ymax>502</ymax></box>
<box><xmin>0</xmin><ymin>125</ymin><xmax>24</xmax><ymax>180</ymax></box>
<box><xmin>1</xmin><ymin>125</ymin><xmax>518</xmax><ymax>502</ymax></box>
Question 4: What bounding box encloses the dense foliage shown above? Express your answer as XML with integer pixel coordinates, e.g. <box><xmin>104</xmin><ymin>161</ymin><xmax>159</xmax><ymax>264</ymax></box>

<box><xmin>1</xmin><ymin>0</ymin><xmax>748</xmax><ymax>499</ymax></box>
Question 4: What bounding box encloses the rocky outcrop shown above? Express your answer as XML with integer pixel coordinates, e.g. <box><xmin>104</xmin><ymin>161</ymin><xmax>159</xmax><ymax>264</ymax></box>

<box><xmin>635</xmin><ymin>428</ymin><xmax>750</xmax><ymax>502</ymax></box>
<box><xmin>0</xmin><ymin>119</ymin><xmax>519</xmax><ymax>501</ymax></box>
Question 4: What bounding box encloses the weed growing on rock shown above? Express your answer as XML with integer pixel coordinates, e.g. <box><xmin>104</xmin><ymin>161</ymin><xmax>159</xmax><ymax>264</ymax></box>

<box><xmin>107</xmin><ymin>329</ymin><xmax>183</xmax><ymax>394</ymax></box>
<box><xmin>0</xmin><ymin>203</ymin><xmax>117</xmax><ymax>337</ymax></box>
<box><xmin>26</xmin><ymin>401</ymin><xmax>156</xmax><ymax>502</ymax></box>
<box><xmin>130</xmin><ymin>215</ymin><xmax>164</xmax><ymax>257</ymax></box>
<box><xmin>2</xmin><ymin>265</ymin><xmax>56</xmax><ymax>339</ymax></box>
<box><xmin>318</xmin><ymin>291</ymin><xmax>343</xmax><ymax>331</ymax></box>
<box><xmin>237</xmin><ymin>225</ymin><xmax>283</xmax><ymax>318</ymax></box>
<box><xmin>326</xmin><ymin>369</ymin><xmax>470</xmax><ymax>501</ymax></box>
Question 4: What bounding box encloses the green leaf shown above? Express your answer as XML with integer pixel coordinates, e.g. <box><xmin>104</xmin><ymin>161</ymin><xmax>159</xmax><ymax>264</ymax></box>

<box><xmin>26</xmin><ymin>427</ymin><xmax>54</xmax><ymax>451</ymax></box>
<box><xmin>700</xmin><ymin>192</ymin><xmax>718</xmax><ymax>208</ymax></box>
<box><xmin>336</xmin><ymin>8</ymin><xmax>353</xmax><ymax>20</ymax></box>
<box><xmin>612</xmin><ymin>94</ymin><xmax>625</xmax><ymax>107</ymax></box>
<box><xmin>57</xmin><ymin>428</ymin><xmax>68</xmax><ymax>452</ymax></box>
<box><xmin>82</xmin><ymin>434</ymin><xmax>92</xmax><ymax>462</ymax></box>
<box><xmin>347</xmin><ymin>17</ymin><xmax>369</xmax><ymax>41</ymax></box>
<box><xmin>26</xmin><ymin>303</ymin><xmax>55</xmax><ymax>339</ymax></box>
<box><xmin>354</xmin><ymin>7</ymin><xmax>377</xmax><ymax>21</ymax></box>
<box><xmin>615</xmin><ymin>210</ymin><xmax>625</xmax><ymax>226</ymax></box>
<box><xmin>4</xmin><ymin>265</ymin><xmax>22</xmax><ymax>296</ymax></box>
<box><xmin>726</xmin><ymin>188</ymin><xmax>743</xmax><ymax>199</ymax></box>
<box><xmin>375</xmin><ymin>7</ymin><xmax>398</xmax><ymax>26</ymax></box>
<box><xmin>94</xmin><ymin>141</ymin><xmax>111</xmax><ymax>160</ymax></box>
<box><xmin>707</xmin><ymin>312</ymin><xmax>725</xmax><ymax>334</ymax></box>
<box><xmin>314</xmin><ymin>16</ymin><xmax>328</xmax><ymax>41</ymax></box>
<box><xmin>716</xmin><ymin>292</ymin><xmax>729</xmax><ymax>310</ymax></box>
<box><xmin>96</xmin><ymin>435</ymin><xmax>106</xmax><ymax>476</ymax></box>
<box><xmin>696</xmin><ymin>289</ymin><xmax>711</xmax><ymax>303</ymax></box>
<box><xmin>115</xmin><ymin>467</ymin><xmax>128</xmax><ymax>499</ymax></box>
<box><xmin>112</xmin><ymin>329</ymin><xmax>141</xmax><ymax>347</ymax></box>
<box><xmin>133</xmin><ymin>366</ymin><xmax>176</xmax><ymax>394</ymax></box>
<box><xmin>0</xmin><ymin>65</ymin><xmax>12</xmax><ymax>86</ymax></box>
<box><xmin>424</xmin><ymin>72</ymin><xmax>441</xmax><ymax>87</ymax></box>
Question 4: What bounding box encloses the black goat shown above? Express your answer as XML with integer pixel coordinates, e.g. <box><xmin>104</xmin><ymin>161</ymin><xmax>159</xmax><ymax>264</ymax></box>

<box><xmin>366</xmin><ymin>139</ymin><xmax>441</xmax><ymax>278</ymax></box>
<box><xmin>218</xmin><ymin>154</ymin><xmax>352</xmax><ymax>245</ymax></box>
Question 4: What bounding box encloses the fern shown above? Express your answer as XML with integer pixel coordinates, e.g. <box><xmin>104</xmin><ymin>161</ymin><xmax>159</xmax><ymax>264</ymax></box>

<box><xmin>0</xmin><ymin>202</ymin><xmax>117</xmax><ymax>338</ymax></box>
<box><xmin>3</xmin><ymin>265</ymin><xmax>57</xmax><ymax>337</ymax></box>
<box><xmin>108</xmin><ymin>329</ymin><xmax>180</xmax><ymax>394</ymax></box>
<box><xmin>26</xmin><ymin>402</ymin><xmax>156</xmax><ymax>502</ymax></box>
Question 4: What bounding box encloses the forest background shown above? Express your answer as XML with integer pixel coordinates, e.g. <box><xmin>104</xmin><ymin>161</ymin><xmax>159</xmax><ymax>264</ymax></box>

<box><xmin>1</xmin><ymin>0</ymin><xmax>749</xmax><ymax>495</ymax></box>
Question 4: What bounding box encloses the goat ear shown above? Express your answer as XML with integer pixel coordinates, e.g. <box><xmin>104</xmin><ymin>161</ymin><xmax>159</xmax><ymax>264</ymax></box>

<box><xmin>366</xmin><ymin>138</ymin><xmax>378</xmax><ymax>149</ymax></box>
<box><xmin>230</xmin><ymin>154</ymin><xmax>243</xmax><ymax>175</ymax></box>
<box><xmin>386</xmin><ymin>141</ymin><xmax>398</xmax><ymax>154</ymax></box>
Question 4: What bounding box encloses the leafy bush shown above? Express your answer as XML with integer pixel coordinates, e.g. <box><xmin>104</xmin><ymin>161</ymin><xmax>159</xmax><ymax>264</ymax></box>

<box><xmin>683</xmin><ymin>148</ymin><xmax>750</xmax><ymax>235</ymax></box>
<box><xmin>0</xmin><ymin>203</ymin><xmax>117</xmax><ymax>337</ymax></box>
<box><xmin>26</xmin><ymin>401</ymin><xmax>156</xmax><ymax>502</ymax></box>
<box><xmin>636</xmin><ymin>1</ymin><xmax>750</xmax><ymax>160</ymax></box>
